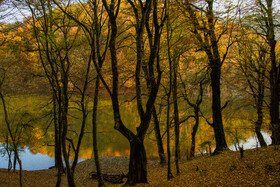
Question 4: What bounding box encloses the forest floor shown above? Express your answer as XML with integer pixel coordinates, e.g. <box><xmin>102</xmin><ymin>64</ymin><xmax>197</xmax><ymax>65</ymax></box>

<box><xmin>0</xmin><ymin>145</ymin><xmax>279</xmax><ymax>186</ymax></box>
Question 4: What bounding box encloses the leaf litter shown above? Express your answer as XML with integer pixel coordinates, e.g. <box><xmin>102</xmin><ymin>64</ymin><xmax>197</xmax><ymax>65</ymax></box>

<box><xmin>0</xmin><ymin>146</ymin><xmax>279</xmax><ymax>186</ymax></box>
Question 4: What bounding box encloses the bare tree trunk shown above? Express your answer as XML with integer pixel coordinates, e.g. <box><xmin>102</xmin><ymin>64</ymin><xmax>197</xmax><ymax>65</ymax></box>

<box><xmin>269</xmin><ymin>48</ymin><xmax>280</xmax><ymax>145</ymax></box>
<box><xmin>152</xmin><ymin>107</ymin><xmax>166</xmax><ymax>165</ymax></box>
<box><xmin>13</xmin><ymin>152</ymin><xmax>16</xmax><ymax>172</ymax></box>
<box><xmin>255</xmin><ymin>79</ymin><xmax>267</xmax><ymax>147</ymax></box>
<box><xmin>126</xmin><ymin>138</ymin><xmax>147</xmax><ymax>185</ymax></box>
<box><xmin>211</xmin><ymin>62</ymin><xmax>227</xmax><ymax>153</ymax></box>
<box><xmin>14</xmin><ymin>148</ymin><xmax>23</xmax><ymax>187</ymax></box>
<box><xmin>60</xmin><ymin>73</ymin><xmax>75</xmax><ymax>187</ymax></box>
<box><xmin>173</xmin><ymin>56</ymin><xmax>180</xmax><ymax>175</ymax></box>
<box><xmin>166</xmin><ymin>0</ymin><xmax>174</xmax><ymax>179</ymax></box>
<box><xmin>54</xmin><ymin>91</ymin><xmax>64</xmax><ymax>187</ymax></box>
<box><xmin>166</xmin><ymin>92</ymin><xmax>173</xmax><ymax>180</ymax></box>
<box><xmin>207</xmin><ymin>1</ymin><xmax>227</xmax><ymax>153</ymax></box>
<box><xmin>190</xmin><ymin>108</ymin><xmax>199</xmax><ymax>157</ymax></box>
<box><xmin>92</xmin><ymin>77</ymin><xmax>105</xmax><ymax>186</ymax></box>
<box><xmin>5</xmin><ymin>134</ymin><xmax>12</xmax><ymax>171</ymax></box>
<box><xmin>257</xmin><ymin>0</ymin><xmax>280</xmax><ymax>145</ymax></box>
<box><xmin>256</xmin><ymin>124</ymin><xmax>266</xmax><ymax>147</ymax></box>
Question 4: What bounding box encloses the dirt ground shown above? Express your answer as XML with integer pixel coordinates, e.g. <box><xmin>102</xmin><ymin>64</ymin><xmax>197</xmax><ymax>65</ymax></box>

<box><xmin>0</xmin><ymin>146</ymin><xmax>279</xmax><ymax>186</ymax></box>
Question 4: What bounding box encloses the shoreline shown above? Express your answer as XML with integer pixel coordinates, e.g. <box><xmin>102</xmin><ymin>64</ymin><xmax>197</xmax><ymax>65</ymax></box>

<box><xmin>0</xmin><ymin>146</ymin><xmax>279</xmax><ymax>186</ymax></box>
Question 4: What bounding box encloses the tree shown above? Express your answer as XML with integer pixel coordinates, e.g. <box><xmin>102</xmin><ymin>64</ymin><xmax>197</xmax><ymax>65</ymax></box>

<box><xmin>0</xmin><ymin>95</ymin><xmax>23</xmax><ymax>187</ymax></box>
<box><xmin>125</xmin><ymin>0</ymin><xmax>167</xmax><ymax>167</ymax></box>
<box><xmin>0</xmin><ymin>21</ymin><xmax>37</xmax><ymax>187</ymax></box>
<box><xmin>96</xmin><ymin>0</ymin><xmax>165</xmax><ymax>184</ymax></box>
<box><xmin>166</xmin><ymin>0</ymin><xmax>175</xmax><ymax>178</ymax></box>
<box><xmin>26</xmin><ymin>3</ymin><xmax>63</xmax><ymax>185</ymax></box>
<box><xmin>53</xmin><ymin>0</ymin><xmax>110</xmax><ymax>185</ymax></box>
<box><xmin>168</xmin><ymin>23</ymin><xmax>181</xmax><ymax>175</ymax></box>
<box><xmin>0</xmin><ymin>62</ymin><xmax>23</xmax><ymax>187</ymax></box>
<box><xmin>178</xmin><ymin>0</ymin><xmax>237</xmax><ymax>153</ymax></box>
<box><xmin>26</xmin><ymin>1</ymin><xmax>92</xmax><ymax>186</ymax></box>
<box><xmin>234</xmin><ymin>31</ymin><xmax>269</xmax><ymax>147</ymax></box>
<box><xmin>172</xmin><ymin>46</ymin><xmax>180</xmax><ymax>176</ymax></box>
<box><xmin>254</xmin><ymin>0</ymin><xmax>280</xmax><ymax>145</ymax></box>
<box><xmin>181</xmin><ymin>73</ymin><xmax>208</xmax><ymax>157</ymax></box>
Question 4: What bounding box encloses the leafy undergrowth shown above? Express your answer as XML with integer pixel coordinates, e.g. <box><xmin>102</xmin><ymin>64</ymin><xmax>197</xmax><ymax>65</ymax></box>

<box><xmin>0</xmin><ymin>145</ymin><xmax>279</xmax><ymax>186</ymax></box>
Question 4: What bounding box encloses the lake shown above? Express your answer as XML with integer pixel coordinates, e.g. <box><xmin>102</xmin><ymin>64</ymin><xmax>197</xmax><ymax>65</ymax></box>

<box><xmin>0</xmin><ymin>95</ymin><xmax>272</xmax><ymax>170</ymax></box>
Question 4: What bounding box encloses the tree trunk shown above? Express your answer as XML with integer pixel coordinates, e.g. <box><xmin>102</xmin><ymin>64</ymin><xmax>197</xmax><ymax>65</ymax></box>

<box><xmin>54</xmin><ymin>92</ymin><xmax>64</xmax><ymax>187</ymax></box>
<box><xmin>211</xmin><ymin>62</ymin><xmax>227</xmax><ymax>153</ymax></box>
<box><xmin>62</xmin><ymin>121</ymin><xmax>76</xmax><ymax>187</ymax></box>
<box><xmin>61</xmin><ymin>79</ymin><xmax>75</xmax><ymax>187</ymax></box>
<box><xmin>256</xmin><ymin>124</ymin><xmax>266</xmax><ymax>147</ymax></box>
<box><xmin>13</xmin><ymin>153</ymin><xmax>16</xmax><ymax>172</ymax></box>
<box><xmin>208</xmin><ymin>144</ymin><xmax>212</xmax><ymax>155</ymax></box>
<box><xmin>166</xmin><ymin>39</ymin><xmax>173</xmax><ymax>179</ymax></box>
<box><xmin>269</xmin><ymin>40</ymin><xmax>280</xmax><ymax>145</ymax></box>
<box><xmin>255</xmin><ymin>81</ymin><xmax>267</xmax><ymax>147</ymax></box>
<box><xmin>152</xmin><ymin>107</ymin><xmax>166</xmax><ymax>165</ymax></box>
<box><xmin>263</xmin><ymin>0</ymin><xmax>280</xmax><ymax>145</ymax></box>
<box><xmin>15</xmin><ymin>149</ymin><xmax>23</xmax><ymax>187</ymax></box>
<box><xmin>5</xmin><ymin>134</ymin><xmax>12</xmax><ymax>171</ymax></box>
<box><xmin>166</xmin><ymin>102</ymin><xmax>173</xmax><ymax>180</ymax></box>
<box><xmin>173</xmin><ymin>58</ymin><xmax>180</xmax><ymax>175</ymax></box>
<box><xmin>190</xmin><ymin>108</ymin><xmax>199</xmax><ymax>157</ymax></box>
<box><xmin>92</xmin><ymin>77</ymin><xmax>105</xmax><ymax>186</ymax></box>
<box><xmin>126</xmin><ymin>138</ymin><xmax>147</xmax><ymax>185</ymax></box>
<box><xmin>208</xmin><ymin>0</ymin><xmax>227</xmax><ymax>153</ymax></box>
<box><xmin>269</xmin><ymin>34</ymin><xmax>280</xmax><ymax>145</ymax></box>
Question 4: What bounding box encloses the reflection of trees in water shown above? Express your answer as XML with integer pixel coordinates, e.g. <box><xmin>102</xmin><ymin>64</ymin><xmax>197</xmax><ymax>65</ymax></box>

<box><xmin>0</xmin><ymin>95</ymin><xmax>271</xmax><ymax>161</ymax></box>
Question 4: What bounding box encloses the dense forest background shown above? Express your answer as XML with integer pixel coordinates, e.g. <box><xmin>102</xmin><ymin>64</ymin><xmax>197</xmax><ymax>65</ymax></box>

<box><xmin>0</xmin><ymin>0</ymin><xmax>279</xmax><ymax>186</ymax></box>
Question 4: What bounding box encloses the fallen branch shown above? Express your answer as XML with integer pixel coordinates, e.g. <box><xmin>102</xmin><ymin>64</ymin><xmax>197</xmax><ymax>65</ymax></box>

<box><xmin>90</xmin><ymin>172</ymin><xmax>128</xmax><ymax>184</ymax></box>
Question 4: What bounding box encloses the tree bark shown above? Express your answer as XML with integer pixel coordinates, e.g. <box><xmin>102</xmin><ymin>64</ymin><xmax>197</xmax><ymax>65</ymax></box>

<box><xmin>255</xmin><ymin>77</ymin><xmax>267</xmax><ymax>147</ymax></box>
<box><xmin>92</xmin><ymin>77</ymin><xmax>105</xmax><ymax>186</ymax></box>
<box><xmin>211</xmin><ymin>61</ymin><xmax>227</xmax><ymax>153</ymax></box>
<box><xmin>256</xmin><ymin>124</ymin><xmax>266</xmax><ymax>147</ymax></box>
<box><xmin>166</xmin><ymin>5</ymin><xmax>173</xmax><ymax>177</ymax></box>
<box><xmin>173</xmin><ymin>56</ymin><xmax>180</xmax><ymax>175</ymax></box>
<box><xmin>166</xmin><ymin>105</ymin><xmax>173</xmax><ymax>180</ymax></box>
<box><xmin>54</xmin><ymin>91</ymin><xmax>64</xmax><ymax>187</ymax></box>
<box><xmin>190</xmin><ymin>108</ymin><xmax>199</xmax><ymax>157</ymax></box>
<box><xmin>126</xmin><ymin>138</ymin><xmax>148</xmax><ymax>185</ymax></box>
<box><xmin>258</xmin><ymin>0</ymin><xmax>280</xmax><ymax>145</ymax></box>
<box><xmin>208</xmin><ymin>0</ymin><xmax>227</xmax><ymax>152</ymax></box>
<box><xmin>60</xmin><ymin>65</ymin><xmax>75</xmax><ymax>187</ymax></box>
<box><xmin>152</xmin><ymin>107</ymin><xmax>166</xmax><ymax>165</ymax></box>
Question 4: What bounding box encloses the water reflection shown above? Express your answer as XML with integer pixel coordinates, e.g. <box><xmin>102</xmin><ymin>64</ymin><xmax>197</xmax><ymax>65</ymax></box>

<box><xmin>0</xmin><ymin>95</ymin><xmax>272</xmax><ymax>170</ymax></box>
<box><xmin>0</xmin><ymin>131</ymin><xmax>272</xmax><ymax>170</ymax></box>
<box><xmin>0</xmin><ymin>145</ymin><xmax>55</xmax><ymax>170</ymax></box>
<box><xmin>229</xmin><ymin>131</ymin><xmax>271</xmax><ymax>151</ymax></box>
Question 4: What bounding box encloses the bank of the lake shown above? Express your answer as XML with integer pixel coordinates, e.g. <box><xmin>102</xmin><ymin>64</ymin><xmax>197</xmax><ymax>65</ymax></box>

<box><xmin>0</xmin><ymin>145</ymin><xmax>279</xmax><ymax>186</ymax></box>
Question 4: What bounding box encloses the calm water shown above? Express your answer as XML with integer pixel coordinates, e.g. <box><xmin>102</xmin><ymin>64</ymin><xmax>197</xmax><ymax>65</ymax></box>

<box><xmin>0</xmin><ymin>132</ymin><xmax>271</xmax><ymax>170</ymax></box>
<box><xmin>0</xmin><ymin>147</ymin><xmax>55</xmax><ymax>170</ymax></box>
<box><xmin>0</xmin><ymin>95</ymin><xmax>272</xmax><ymax>170</ymax></box>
